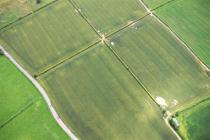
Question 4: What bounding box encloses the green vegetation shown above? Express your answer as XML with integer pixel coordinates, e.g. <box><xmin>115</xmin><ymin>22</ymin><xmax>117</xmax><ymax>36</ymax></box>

<box><xmin>0</xmin><ymin>56</ymin><xmax>37</xmax><ymax>124</ymax></box>
<box><xmin>156</xmin><ymin>0</ymin><xmax>210</xmax><ymax>67</ymax></box>
<box><xmin>0</xmin><ymin>0</ymin><xmax>54</xmax><ymax>29</ymax></box>
<box><xmin>177</xmin><ymin>99</ymin><xmax>210</xmax><ymax>140</ymax></box>
<box><xmin>143</xmin><ymin>0</ymin><xmax>170</xmax><ymax>9</ymax></box>
<box><xmin>72</xmin><ymin>0</ymin><xmax>147</xmax><ymax>35</ymax></box>
<box><xmin>39</xmin><ymin>44</ymin><xmax>176</xmax><ymax>140</ymax></box>
<box><xmin>1</xmin><ymin>0</ymin><xmax>210</xmax><ymax>139</ymax></box>
<box><xmin>108</xmin><ymin>16</ymin><xmax>210</xmax><ymax>110</ymax></box>
<box><xmin>0</xmin><ymin>0</ymin><xmax>99</xmax><ymax>74</ymax></box>
<box><xmin>0</xmin><ymin>56</ymin><xmax>69</xmax><ymax>140</ymax></box>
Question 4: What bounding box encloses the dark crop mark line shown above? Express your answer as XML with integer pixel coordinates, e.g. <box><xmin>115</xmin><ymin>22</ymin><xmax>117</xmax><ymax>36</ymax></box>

<box><xmin>104</xmin><ymin>42</ymin><xmax>159</xmax><ymax>107</ymax></box>
<box><xmin>35</xmin><ymin>40</ymin><xmax>101</xmax><ymax>78</ymax></box>
<box><xmin>0</xmin><ymin>98</ymin><xmax>38</xmax><ymax>129</ymax></box>
<box><xmin>0</xmin><ymin>0</ymin><xmax>59</xmax><ymax>34</ymax></box>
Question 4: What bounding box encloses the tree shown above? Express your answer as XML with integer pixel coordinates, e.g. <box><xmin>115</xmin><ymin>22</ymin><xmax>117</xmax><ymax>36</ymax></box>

<box><xmin>36</xmin><ymin>0</ymin><xmax>41</xmax><ymax>4</ymax></box>
<box><xmin>0</xmin><ymin>49</ymin><xmax>4</xmax><ymax>55</ymax></box>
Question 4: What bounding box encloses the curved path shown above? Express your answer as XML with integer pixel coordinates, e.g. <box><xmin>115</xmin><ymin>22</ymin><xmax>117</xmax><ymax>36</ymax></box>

<box><xmin>0</xmin><ymin>45</ymin><xmax>79</xmax><ymax>140</ymax></box>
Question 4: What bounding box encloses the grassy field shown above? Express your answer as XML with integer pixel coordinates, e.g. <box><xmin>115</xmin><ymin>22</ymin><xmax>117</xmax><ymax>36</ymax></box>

<box><xmin>108</xmin><ymin>16</ymin><xmax>210</xmax><ymax>110</ymax></box>
<box><xmin>155</xmin><ymin>0</ymin><xmax>210</xmax><ymax>67</ymax></box>
<box><xmin>177</xmin><ymin>99</ymin><xmax>210</xmax><ymax>140</ymax></box>
<box><xmin>0</xmin><ymin>56</ymin><xmax>37</xmax><ymax>124</ymax></box>
<box><xmin>39</xmin><ymin>44</ymin><xmax>176</xmax><ymax>140</ymax></box>
<box><xmin>143</xmin><ymin>0</ymin><xmax>170</xmax><ymax>9</ymax></box>
<box><xmin>0</xmin><ymin>55</ymin><xmax>70</xmax><ymax>140</ymax></box>
<box><xmin>0</xmin><ymin>0</ymin><xmax>99</xmax><ymax>75</ymax></box>
<box><xmin>1</xmin><ymin>0</ymin><xmax>210</xmax><ymax>139</ymax></box>
<box><xmin>0</xmin><ymin>0</ymin><xmax>54</xmax><ymax>29</ymax></box>
<box><xmin>72</xmin><ymin>0</ymin><xmax>147</xmax><ymax>35</ymax></box>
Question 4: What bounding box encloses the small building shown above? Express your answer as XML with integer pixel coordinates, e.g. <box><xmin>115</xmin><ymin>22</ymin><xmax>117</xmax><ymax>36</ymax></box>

<box><xmin>170</xmin><ymin>117</ymin><xmax>180</xmax><ymax>130</ymax></box>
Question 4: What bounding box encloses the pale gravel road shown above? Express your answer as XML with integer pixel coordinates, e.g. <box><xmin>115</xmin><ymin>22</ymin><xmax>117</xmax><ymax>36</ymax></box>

<box><xmin>0</xmin><ymin>45</ymin><xmax>79</xmax><ymax>140</ymax></box>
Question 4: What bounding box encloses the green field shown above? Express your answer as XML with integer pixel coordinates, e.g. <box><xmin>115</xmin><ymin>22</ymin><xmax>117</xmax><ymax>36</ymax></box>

<box><xmin>108</xmin><ymin>16</ymin><xmax>210</xmax><ymax>110</ymax></box>
<box><xmin>156</xmin><ymin>0</ymin><xmax>210</xmax><ymax>67</ymax></box>
<box><xmin>1</xmin><ymin>0</ymin><xmax>210</xmax><ymax>139</ymax></box>
<box><xmin>72</xmin><ymin>0</ymin><xmax>147</xmax><ymax>35</ymax></box>
<box><xmin>0</xmin><ymin>0</ymin><xmax>99</xmax><ymax>75</ymax></box>
<box><xmin>39</xmin><ymin>44</ymin><xmax>176</xmax><ymax>140</ymax></box>
<box><xmin>177</xmin><ymin>99</ymin><xmax>210</xmax><ymax>140</ymax></box>
<box><xmin>143</xmin><ymin>0</ymin><xmax>170</xmax><ymax>9</ymax></box>
<box><xmin>0</xmin><ymin>56</ymin><xmax>69</xmax><ymax>140</ymax></box>
<box><xmin>0</xmin><ymin>0</ymin><xmax>54</xmax><ymax>29</ymax></box>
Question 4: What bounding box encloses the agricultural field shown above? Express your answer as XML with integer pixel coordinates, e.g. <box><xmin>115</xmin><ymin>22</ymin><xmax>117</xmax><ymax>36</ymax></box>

<box><xmin>0</xmin><ymin>0</ymin><xmax>54</xmax><ymax>29</ymax></box>
<box><xmin>0</xmin><ymin>0</ymin><xmax>99</xmax><ymax>75</ymax></box>
<box><xmin>0</xmin><ymin>0</ymin><xmax>210</xmax><ymax>139</ymax></box>
<box><xmin>39</xmin><ymin>44</ymin><xmax>176</xmax><ymax>140</ymax></box>
<box><xmin>72</xmin><ymin>0</ymin><xmax>147</xmax><ymax>35</ymax></box>
<box><xmin>0</xmin><ymin>55</ymin><xmax>69</xmax><ymax>140</ymax></box>
<box><xmin>108</xmin><ymin>15</ymin><xmax>210</xmax><ymax>111</ymax></box>
<box><xmin>177</xmin><ymin>99</ymin><xmax>210</xmax><ymax>140</ymax></box>
<box><xmin>155</xmin><ymin>0</ymin><xmax>210</xmax><ymax>67</ymax></box>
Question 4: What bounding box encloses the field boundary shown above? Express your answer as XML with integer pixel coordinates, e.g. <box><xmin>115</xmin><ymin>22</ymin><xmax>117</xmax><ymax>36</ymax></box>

<box><xmin>0</xmin><ymin>99</ymin><xmax>35</xmax><ymax>129</ymax></box>
<box><xmin>67</xmin><ymin>0</ymin><xmax>101</xmax><ymax>37</ymax></box>
<box><xmin>0</xmin><ymin>0</ymin><xmax>59</xmax><ymax>33</ymax></box>
<box><xmin>104</xmin><ymin>42</ymin><xmax>158</xmax><ymax>106</ymax></box>
<box><xmin>146</xmin><ymin>0</ymin><xmax>210</xmax><ymax>71</ymax></box>
<box><xmin>152</xmin><ymin>13</ymin><xmax>210</xmax><ymax>71</ymax></box>
<box><xmin>138</xmin><ymin>0</ymin><xmax>184</xmax><ymax>139</ymax></box>
<box><xmin>0</xmin><ymin>45</ymin><xmax>79</xmax><ymax>140</ymax></box>
<box><xmin>66</xmin><ymin>3</ymin><xmax>181</xmax><ymax>139</ymax></box>
<box><xmin>151</xmin><ymin>0</ymin><xmax>177</xmax><ymax>11</ymax></box>
<box><xmin>175</xmin><ymin>96</ymin><xmax>210</xmax><ymax>114</ymax></box>
<box><xmin>35</xmin><ymin>40</ymin><xmax>101</xmax><ymax>78</ymax></box>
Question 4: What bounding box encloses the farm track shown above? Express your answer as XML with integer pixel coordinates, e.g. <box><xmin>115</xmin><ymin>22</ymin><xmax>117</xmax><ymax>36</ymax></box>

<box><xmin>0</xmin><ymin>0</ymin><xmax>209</xmax><ymax>139</ymax></box>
